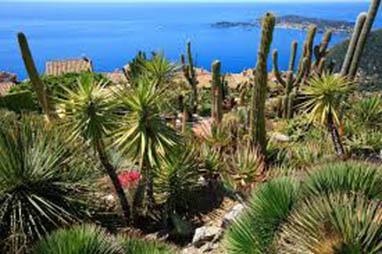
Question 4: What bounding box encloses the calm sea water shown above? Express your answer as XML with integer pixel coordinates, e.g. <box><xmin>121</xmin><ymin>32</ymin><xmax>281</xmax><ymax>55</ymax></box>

<box><xmin>1</xmin><ymin>2</ymin><xmax>381</xmax><ymax>79</ymax></box>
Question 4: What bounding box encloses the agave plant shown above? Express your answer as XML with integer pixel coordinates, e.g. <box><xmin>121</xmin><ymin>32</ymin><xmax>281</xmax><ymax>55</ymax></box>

<box><xmin>224</xmin><ymin>144</ymin><xmax>264</xmax><ymax>191</ymax></box>
<box><xmin>121</xmin><ymin>236</ymin><xmax>176</xmax><ymax>254</ymax></box>
<box><xmin>225</xmin><ymin>162</ymin><xmax>382</xmax><ymax>254</ymax></box>
<box><xmin>57</xmin><ymin>75</ymin><xmax>131</xmax><ymax>223</ymax></box>
<box><xmin>0</xmin><ymin>116</ymin><xmax>95</xmax><ymax>253</ymax></box>
<box><xmin>300</xmin><ymin>73</ymin><xmax>353</xmax><ymax>159</ymax></box>
<box><xmin>113</xmin><ymin>78</ymin><xmax>180</xmax><ymax>207</ymax></box>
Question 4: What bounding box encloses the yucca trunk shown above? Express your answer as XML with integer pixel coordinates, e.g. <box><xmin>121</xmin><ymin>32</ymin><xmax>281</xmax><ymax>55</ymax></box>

<box><xmin>327</xmin><ymin>112</ymin><xmax>346</xmax><ymax>160</ymax></box>
<box><xmin>95</xmin><ymin>140</ymin><xmax>131</xmax><ymax>223</ymax></box>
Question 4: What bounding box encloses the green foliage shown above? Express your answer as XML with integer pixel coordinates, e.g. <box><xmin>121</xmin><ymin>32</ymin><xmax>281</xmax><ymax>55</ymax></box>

<box><xmin>225</xmin><ymin>178</ymin><xmax>299</xmax><ymax>254</ymax></box>
<box><xmin>351</xmin><ymin>95</ymin><xmax>382</xmax><ymax>130</ymax></box>
<box><xmin>224</xmin><ymin>145</ymin><xmax>263</xmax><ymax>191</ymax></box>
<box><xmin>10</xmin><ymin>72</ymin><xmax>108</xmax><ymax>112</ymax></box>
<box><xmin>154</xmin><ymin>146</ymin><xmax>200</xmax><ymax>216</ymax></box>
<box><xmin>301</xmin><ymin>74</ymin><xmax>353</xmax><ymax>125</ymax></box>
<box><xmin>113</xmin><ymin>79</ymin><xmax>180</xmax><ymax>167</ymax></box>
<box><xmin>33</xmin><ymin>224</ymin><xmax>176</xmax><ymax>254</ymax></box>
<box><xmin>32</xmin><ymin>225</ymin><xmax>122</xmax><ymax>254</ymax></box>
<box><xmin>225</xmin><ymin>162</ymin><xmax>382</xmax><ymax>254</ymax></box>
<box><xmin>302</xmin><ymin>162</ymin><xmax>382</xmax><ymax>200</ymax></box>
<box><xmin>57</xmin><ymin>74</ymin><xmax>117</xmax><ymax>143</ymax></box>
<box><xmin>0</xmin><ymin>116</ymin><xmax>95</xmax><ymax>253</ymax></box>
<box><xmin>276</xmin><ymin>193</ymin><xmax>382</xmax><ymax>254</ymax></box>
<box><xmin>122</xmin><ymin>236</ymin><xmax>176</xmax><ymax>254</ymax></box>
<box><xmin>0</xmin><ymin>91</ymin><xmax>38</xmax><ymax>112</ymax></box>
<box><xmin>347</xmin><ymin>130</ymin><xmax>382</xmax><ymax>156</ymax></box>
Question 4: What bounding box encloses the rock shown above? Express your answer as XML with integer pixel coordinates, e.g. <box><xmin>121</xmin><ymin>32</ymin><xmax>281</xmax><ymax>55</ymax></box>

<box><xmin>271</xmin><ymin>133</ymin><xmax>291</xmax><ymax>142</ymax></box>
<box><xmin>192</xmin><ymin>226</ymin><xmax>222</xmax><ymax>248</ymax></box>
<box><xmin>222</xmin><ymin>204</ymin><xmax>245</xmax><ymax>228</ymax></box>
<box><xmin>0</xmin><ymin>72</ymin><xmax>17</xmax><ymax>83</ymax></box>
<box><xmin>181</xmin><ymin>246</ymin><xmax>201</xmax><ymax>254</ymax></box>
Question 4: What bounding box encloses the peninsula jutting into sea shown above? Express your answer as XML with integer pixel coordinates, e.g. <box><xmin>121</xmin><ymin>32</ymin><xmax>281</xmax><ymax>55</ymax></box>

<box><xmin>212</xmin><ymin>15</ymin><xmax>355</xmax><ymax>33</ymax></box>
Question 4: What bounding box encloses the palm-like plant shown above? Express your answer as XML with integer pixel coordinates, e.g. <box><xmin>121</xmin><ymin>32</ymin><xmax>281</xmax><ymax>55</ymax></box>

<box><xmin>113</xmin><ymin>79</ymin><xmax>180</xmax><ymax>207</ymax></box>
<box><xmin>142</xmin><ymin>53</ymin><xmax>179</xmax><ymax>88</ymax></box>
<box><xmin>57</xmin><ymin>75</ymin><xmax>131</xmax><ymax>223</ymax></box>
<box><xmin>300</xmin><ymin>73</ymin><xmax>353</xmax><ymax>159</ymax></box>
<box><xmin>0</xmin><ymin>116</ymin><xmax>95</xmax><ymax>253</ymax></box>
<box><xmin>225</xmin><ymin>162</ymin><xmax>382</xmax><ymax>254</ymax></box>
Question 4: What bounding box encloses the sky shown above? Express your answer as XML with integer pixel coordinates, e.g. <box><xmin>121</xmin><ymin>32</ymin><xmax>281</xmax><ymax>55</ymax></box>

<box><xmin>1</xmin><ymin>0</ymin><xmax>371</xmax><ymax>2</ymax></box>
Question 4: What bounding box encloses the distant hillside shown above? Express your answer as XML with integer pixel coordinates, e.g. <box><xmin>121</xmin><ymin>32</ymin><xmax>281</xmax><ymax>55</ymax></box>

<box><xmin>328</xmin><ymin>29</ymin><xmax>382</xmax><ymax>90</ymax></box>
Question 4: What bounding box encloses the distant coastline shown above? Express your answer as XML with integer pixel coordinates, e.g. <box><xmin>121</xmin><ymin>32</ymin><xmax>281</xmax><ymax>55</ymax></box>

<box><xmin>212</xmin><ymin>15</ymin><xmax>355</xmax><ymax>33</ymax></box>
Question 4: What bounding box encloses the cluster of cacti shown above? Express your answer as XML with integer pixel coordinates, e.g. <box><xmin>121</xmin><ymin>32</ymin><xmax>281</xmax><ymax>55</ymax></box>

<box><xmin>341</xmin><ymin>0</ymin><xmax>381</xmax><ymax>78</ymax></box>
<box><xmin>211</xmin><ymin>60</ymin><xmax>223</xmax><ymax>125</ymax></box>
<box><xmin>273</xmin><ymin>25</ymin><xmax>334</xmax><ymax>119</ymax></box>
<box><xmin>250</xmin><ymin>12</ymin><xmax>275</xmax><ymax>156</ymax></box>
<box><xmin>17</xmin><ymin>33</ymin><xmax>56</xmax><ymax>121</ymax></box>
<box><xmin>181</xmin><ymin>41</ymin><xmax>198</xmax><ymax>113</ymax></box>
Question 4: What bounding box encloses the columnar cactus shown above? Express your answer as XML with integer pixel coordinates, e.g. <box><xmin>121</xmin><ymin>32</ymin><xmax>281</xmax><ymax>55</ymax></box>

<box><xmin>272</xmin><ymin>42</ymin><xmax>308</xmax><ymax>118</ymax></box>
<box><xmin>250</xmin><ymin>12</ymin><xmax>275</xmax><ymax>155</ymax></box>
<box><xmin>17</xmin><ymin>33</ymin><xmax>56</xmax><ymax>121</ymax></box>
<box><xmin>211</xmin><ymin>60</ymin><xmax>223</xmax><ymax>125</ymax></box>
<box><xmin>181</xmin><ymin>41</ymin><xmax>198</xmax><ymax>113</ymax></box>
<box><xmin>340</xmin><ymin>13</ymin><xmax>367</xmax><ymax>76</ymax></box>
<box><xmin>347</xmin><ymin>0</ymin><xmax>381</xmax><ymax>78</ymax></box>
<box><xmin>314</xmin><ymin>30</ymin><xmax>332</xmax><ymax>70</ymax></box>
<box><xmin>298</xmin><ymin>25</ymin><xmax>317</xmax><ymax>77</ymax></box>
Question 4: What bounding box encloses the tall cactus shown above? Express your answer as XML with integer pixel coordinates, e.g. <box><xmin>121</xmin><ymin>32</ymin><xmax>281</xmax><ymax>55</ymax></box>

<box><xmin>272</xmin><ymin>41</ymin><xmax>308</xmax><ymax>118</ymax></box>
<box><xmin>314</xmin><ymin>29</ymin><xmax>332</xmax><ymax>70</ymax></box>
<box><xmin>348</xmin><ymin>0</ymin><xmax>381</xmax><ymax>78</ymax></box>
<box><xmin>181</xmin><ymin>41</ymin><xmax>198</xmax><ymax>114</ymax></box>
<box><xmin>340</xmin><ymin>13</ymin><xmax>367</xmax><ymax>76</ymax></box>
<box><xmin>17</xmin><ymin>33</ymin><xmax>56</xmax><ymax>121</ymax></box>
<box><xmin>211</xmin><ymin>60</ymin><xmax>223</xmax><ymax>125</ymax></box>
<box><xmin>250</xmin><ymin>12</ymin><xmax>275</xmax><ymax>155</ymax></box>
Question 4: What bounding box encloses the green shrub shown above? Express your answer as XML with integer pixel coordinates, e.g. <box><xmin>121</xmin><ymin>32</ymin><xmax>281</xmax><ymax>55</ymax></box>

<box><xmin>0</xmin><ymin>91</ymin><xmax>38</xmax><ymax>112</ymax></box>
<box><xmin>32</xmin><ymin>225</ymin><xmax>122</xmax><ymax>254</ymax></box>
<box><xmin>225</xmin><ymin>162</ymin><xmax>382</xmax><ymax>254</ymax></box>
<box><xmin>33</xmin><ymin>224</ymin><xmax>176</xmax><ymax>254</ymax></box>
<box><xmin>0</xmin><ymin>116</ymin><xmax>96</xmax><ymax>253</ymax></box>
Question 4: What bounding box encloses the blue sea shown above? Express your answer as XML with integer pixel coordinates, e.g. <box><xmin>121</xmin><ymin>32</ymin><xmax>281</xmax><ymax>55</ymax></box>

<box><xmin>1</xmin><ymin>2</ymin><xmax>382</xmax><ymax>79</ymax></box>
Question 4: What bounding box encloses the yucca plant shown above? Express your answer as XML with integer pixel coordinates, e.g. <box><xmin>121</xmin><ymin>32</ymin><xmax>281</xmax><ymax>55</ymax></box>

<box><xmin>300</xmin><ymin>73</ymin><xmax>354</xmax><ymax>159</ymax></box>
<box><xmin>142</xmin><ymin>53</ymin><xmax>179</xmax><ymax>88</ymax></box>
<box><xmin>275</xmin><ymin>193</ymin><xmax>382</xmax><ymax>254</ymax></box>
<box><xmin>0</xmin><ymin>116</ymin><xmax>95</xmax><ymax>253</ymax></box>
<box><xmin>57</xmin><ymin>75</ymin><xmax>131</xmax><ymax>223</ymax></box>
<box><xmin>32</xmin><ymin>224</ymin><xmax>122</xmax><ymax>254</ymax></box>
<box><xmin>154</xmin><ymin>146</ymin><xmax>200</xmax><ymax>220</ymax></box>
<box><xmin>113</xmin><ymin>78</ymin><xmax>180</xmax><ymax>208</ymax></box>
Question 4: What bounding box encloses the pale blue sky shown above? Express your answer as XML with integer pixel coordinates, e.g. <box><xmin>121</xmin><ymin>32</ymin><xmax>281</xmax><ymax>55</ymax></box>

<box><xmin>2</xmin><ymin>0</ymin><xmax>371</xmax><ymax>2</ymax></box>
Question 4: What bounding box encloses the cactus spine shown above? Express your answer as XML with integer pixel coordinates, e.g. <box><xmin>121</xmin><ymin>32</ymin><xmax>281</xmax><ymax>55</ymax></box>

<box><xmin>17</xmin><ymin>33</ymin><xmax>56</xmax><ymax>121</ymax></box>
<box><xmin>181</xmin><ymin>41</ymin><xmax>198</xmax><ymax>113</ymax></box>
<box><xmin>348</xmin><ymin>0</ymin><xmax>381</xmax><ymax>78</ymax></box>
<box><xmin>211</xmin><ymin>60</ymin><xmax>223</xmax><ymax>125</ymax></box>
<box><xmin>250</xmin><ymin>12</ymin><xmax>275</xmax><ymax>155</ymax></box>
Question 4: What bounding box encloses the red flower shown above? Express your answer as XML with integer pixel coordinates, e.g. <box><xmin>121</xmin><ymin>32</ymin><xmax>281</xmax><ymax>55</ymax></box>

<box><xmin>118</xmin><ymin>171</ymin><xmax>141</xmax><ymax>188</ymax></box>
